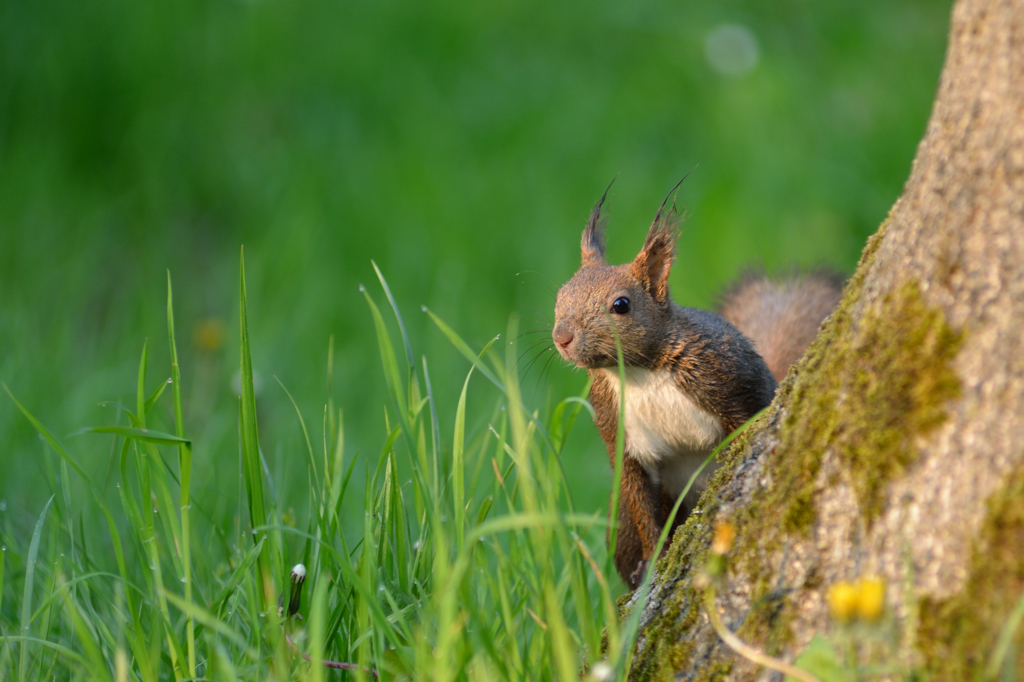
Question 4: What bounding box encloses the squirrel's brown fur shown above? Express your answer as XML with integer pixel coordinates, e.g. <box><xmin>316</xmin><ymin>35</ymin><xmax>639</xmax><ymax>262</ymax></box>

<box><xmin>717</xmin><ymin>268</ymin><xmax>844</xmax><ymax>381</ymax></box>
<box><xmin>553</xmin><ymin>194</ymin><xmax>843</xmax><ymax>588</ymax></box>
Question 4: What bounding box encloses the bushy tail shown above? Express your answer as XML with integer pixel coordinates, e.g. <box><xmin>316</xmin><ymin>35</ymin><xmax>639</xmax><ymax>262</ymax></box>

<box><xmin>717</xmin><ymin>269</ymin><xmax>844</xmax><ymax>381</ymax></box>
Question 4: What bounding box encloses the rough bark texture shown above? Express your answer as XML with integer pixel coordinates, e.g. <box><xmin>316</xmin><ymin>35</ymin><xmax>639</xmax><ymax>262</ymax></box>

<box><xmin>629</xmin><ymin>0</ymin><xmax>1024</xmax><ymax>678</ymax></box>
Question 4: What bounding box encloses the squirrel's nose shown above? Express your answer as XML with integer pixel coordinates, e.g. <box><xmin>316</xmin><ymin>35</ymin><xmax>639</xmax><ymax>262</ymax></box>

<box><xmin>553</xmin><ymin>326</ymin><xmax>574</xmax><ymax>349</ymax></box>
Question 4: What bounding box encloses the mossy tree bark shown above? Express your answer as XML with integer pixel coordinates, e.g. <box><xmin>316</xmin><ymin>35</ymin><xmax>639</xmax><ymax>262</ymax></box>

<box><xmin>630</xmin><ymin>0</ymin><xmax>1024</xmax><ymax>678</ymax></box>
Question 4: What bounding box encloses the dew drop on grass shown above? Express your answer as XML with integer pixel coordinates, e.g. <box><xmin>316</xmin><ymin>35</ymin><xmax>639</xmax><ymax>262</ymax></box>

<box><xmin>358</xmin><ymin>284</ymin><xmax>366</xmax><ymax>293</ymax></box>
<box><xmin>0</xmin><ymin>500</ymin><xmax>5</xmax><ymax>511</ymax></box>
<box><xmin>420</xmin><ymin>305</ymin><xmax>428</xmax><ymax>313</ymax></box>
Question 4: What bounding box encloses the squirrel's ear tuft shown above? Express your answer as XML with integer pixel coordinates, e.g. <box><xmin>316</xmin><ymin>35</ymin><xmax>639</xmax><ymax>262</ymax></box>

<box><xmin>633</xmin><ymin>201</ymin><xmax>682</xmax><ymax>306</ymax></box>
<box><xmin>581</xmin><ymin>186</ymin><xmax>612</xmax><ymax>267</ymax></box>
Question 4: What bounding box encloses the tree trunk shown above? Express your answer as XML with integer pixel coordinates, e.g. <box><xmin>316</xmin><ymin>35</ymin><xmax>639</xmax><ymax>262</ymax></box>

<box><xmin>630</xmin><ymin>0</ymin><xmax>1024</xmax><ymax>678</ymax></box>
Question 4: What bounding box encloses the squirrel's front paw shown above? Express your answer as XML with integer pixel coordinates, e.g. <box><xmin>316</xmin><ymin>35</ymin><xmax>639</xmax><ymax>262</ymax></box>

<box><xmin>629</xmin><ymin>560</ymin><xmax>650</xmax><ymax>586</ymax></box>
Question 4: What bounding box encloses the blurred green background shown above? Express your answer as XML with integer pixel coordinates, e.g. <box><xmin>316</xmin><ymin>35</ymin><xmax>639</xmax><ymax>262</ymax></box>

<box><xmin>0</xmin><ymin>0</ymin><xmax>950</xmax><ymax>536</ymax></box>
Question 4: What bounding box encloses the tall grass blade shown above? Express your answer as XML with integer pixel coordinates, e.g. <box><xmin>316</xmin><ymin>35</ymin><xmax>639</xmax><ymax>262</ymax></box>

<box><xmin>3</xmin><ymin>386</ymin><xmax>92</xmax><ymax>485</ymax></box>
<box><xmin>80</xmin><ymin>426</ymin><xmax>190</xmax><ymax>446</ymax></box>
<box><xmin>275</xmin><ymin>376</ymin><xmax>319</xmax><ymax>491</ymax></box>
<box><xmin>543</xmin><ymin>582</ymin><xmax>577</xmax><ymax>682</ymax></box>
<box><xmin>308</xmin><ymin>577</ymin><xmax>328</xmax><ymax>682</ymax></box>
<box><xmin>18</xmin><ymin>495</ymin><xmax>54</xmax><ymax>682</ymax></box>
<box><xmin>166</xmin><ymin>271</ymin><xmax>196</xmax><ymax>680</ymax></box>
<box><xmin>452</xmin><ymin>364</ymin><xmax>476</xmax><ymax>554</ymax></box>
<box><xmin>361</xmin><ymin>285</ymin><xmax>409</xmax><ymax>427</ymax></box>
<box><xmin>4</xmin><ymin>390</ymin><xmax>150</xmax><ymax>678</ymax></box>
<box><xmin>136</xmin><ymin>341</ymin><xmax>148</xmax><ymax>425</ymax></box>
<box><xmin>987</xmin><ymin>585</ymin><xmax>1024</xmax><ymax>679</ymax></box>
<box><xmin>57</xmin><ymin>578</ymin><xmax>112</xmax><ymax>682</ymax></box>
<box><xmin>208</xmin><ymin>640</ymin><xmax>240</xmax><ymax>682</ymax></box>
<box><xmin>143</xmin><ymin>377</ymin><xmax>170</xmax><ymax>416</ymax></box>
<box><xmin>209</xmin><ymin>536</ymin><xmax>266</xmax><ymax>616</ymax></box>
<box><xmin>239</xmin><ymin>248</ymin><xmax>271</xmax><ymax>607</ymax></box>
<box><xmin>239</xmin><ymin>248</ymin><xmax>267</xmax><ymax>533</ymax></box>
<box><xmin>372</xmin><ymin>261</ymin><xmax>415</xmax><ymax>370</ymax></box>
<box><xmin>423</xmin><ymin>308</ymin><xmax>504</xmax><ymax>391</ymax></box>
<box><xmin>162</xmin><ymin>591</ymin><xmax>260</xmax><ymax>661</ymax></box>
<box><xmin>2</xmin><ymin>636</ymin><xmax>89</xmax><ymax>669</ymax></box>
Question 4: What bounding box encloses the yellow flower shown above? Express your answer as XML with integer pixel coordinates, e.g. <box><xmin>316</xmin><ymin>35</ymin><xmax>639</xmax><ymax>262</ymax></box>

<box><xmin>193</xmin><ymin>317</ymin><xmax>225</xmax><ymax>353</ymax></box>
<box><xmin>827</xmin><ymin>581</ymin><xmax>858</xmax><ymax>623</ymax></box>
<box><xmin>828</xmin><ymin>577</ymin><xmax>887</xmax><ymax>624</ymax></box>
<box><xmin>711</xmin><ymin>520</ymin><xmax>736</xmax><ymax>556</ymax></box>
<box><xmin>855</xmin><ymin>577</ymin><xmax>886</xmax><ymax>622</ymax></box>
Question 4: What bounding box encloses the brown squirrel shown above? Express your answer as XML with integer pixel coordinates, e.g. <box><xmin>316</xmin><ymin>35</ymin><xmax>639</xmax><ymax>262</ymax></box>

<box><xmin>552</xmin><ymin>192</ymin><xmax>843</xmax><ymax>588</ymax></box>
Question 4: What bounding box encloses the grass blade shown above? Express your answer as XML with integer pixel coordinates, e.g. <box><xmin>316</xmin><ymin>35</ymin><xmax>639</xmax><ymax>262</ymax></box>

<box><xmin>361</xmin><ymin>285</ymin><xmax>409</xmax><ymax>425</ymax></box>
<box><xmin>238</xmin><ymin>248</ymin><xmax>271</xmax><ymax>609</ymax></box>
<box><xmin>166</xmin><ymin>270</ymin><xmax>196</xmax><ymax>680</ymax></box>
<box><xmin>162</xmin><ymin>591</ymin><xmax>260</xmax><ymax>661</ymax></box>
<box><xmin>423</xmin><ymin>308</ymin><xmax>504</xmax><ymax>392</ymax></box>
<box><xmin>144</xmin><ymin>377</ymin><xmax>170</xmax><ymax>416</ymax></box>
<box><xmin>372</xmin><ymin>261</ymin><xmax>415</xmax><ymax>370</ymax></box>
<box><xmin>308</xmin><ymin>576</ymin><xmax>329</xmax><ymax>682</ymax></box>
<box><xmin>18</xmin><ymin>495</ymin><xmax>54</xmax><ymax>681</ymax></box>
<box><xmin>987</xmin><ymin>585</ymin><xmax>1024</xmax><ymax>679</ymax></box>
<box><xmin>275</xmin><ymin>375</ymin><xmax>319</xmax><ymax>490</ymax></box>
<box><xmin>57</xmin><ymin>577</ymin><xmax>112</xmax><ymax>682</ymax></box>
<box><xmin>209</xmin><ymin>536</ymin><xmax>267</xmax><ymax>615</ymax></box>
<box><xmin>453</xmin><ymin>364</ymin><xmax>476</xmax><ymax>554</ymax></box>
<box><xmin>239</xmin><ymin>248</ymin><xmax>267</xmax><ymax>532</ymax></box>
<box><xmin>2</xmin><ymin>636</ymin><xmax>89</xmax><ymax>668</ymax></box>
<box><xmin>79</xmin><ymin>426</ymin><xmax>190</xmax><ymax>446</ymax></box>
<box><xmin>4</xmin><ymin>386</ymin><xmax>92</xmax><ymax>486</ymax></box>
<box><xmin>422</xmin><ymin>356</ymin><xmax>442</xmax><ymax>496</ymax></box>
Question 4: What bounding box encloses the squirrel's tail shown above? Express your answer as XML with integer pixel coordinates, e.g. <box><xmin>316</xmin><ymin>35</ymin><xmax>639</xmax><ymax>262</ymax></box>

<box><xmin>717</xmin><ymin>268</ymin><xmax>844</xmax><ymax>381</ymax></box>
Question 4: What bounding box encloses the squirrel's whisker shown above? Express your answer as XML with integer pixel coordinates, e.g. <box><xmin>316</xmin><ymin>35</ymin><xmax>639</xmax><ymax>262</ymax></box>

<box><xmin>513</xmin><ymin>329</ymin><xmax>554</xmax><ymax>342</ymax></box>
<box><xmin>518</xmin><ymin>344</ymin><xmax>555</xmax><ymax>382</ymax></box>
<box><xmin>516</xmin><ymin>337</ymin><xmax>557</xmax><ymax>365</ymax></box>
<box><xmin>525</xmin><ymin>307</ymin><xmax>554</xmax><ymax>324</ymax></box>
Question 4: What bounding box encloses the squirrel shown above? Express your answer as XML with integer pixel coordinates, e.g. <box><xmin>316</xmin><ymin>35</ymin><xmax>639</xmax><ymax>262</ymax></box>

<box><xmin>552</xmin><ymin>191</ymin><xmax>843</xmax><ymax>588</ymax></box>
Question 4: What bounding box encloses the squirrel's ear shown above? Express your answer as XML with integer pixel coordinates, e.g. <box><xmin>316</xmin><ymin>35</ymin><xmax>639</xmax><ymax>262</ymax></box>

<box><xmin>633</xmin><ymin>203</ymin><xmax>681</xmax><ymax>306</ymax></box>
<box><xmin>581</xmin><ymin>183</ymin><xmax>613</xmax><ymax>267</ymax></box>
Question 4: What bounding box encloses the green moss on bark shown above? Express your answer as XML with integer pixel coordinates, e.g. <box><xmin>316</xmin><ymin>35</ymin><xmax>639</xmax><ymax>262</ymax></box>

<box><xmin>745</xmin><ymin>275</ymin><xmax>962</xmax><ymax>536</ymax></box>
<box><xmin>918</xmin><ymin>465</ymin><xmax>1024</xmax><ymax>679</ymax></box>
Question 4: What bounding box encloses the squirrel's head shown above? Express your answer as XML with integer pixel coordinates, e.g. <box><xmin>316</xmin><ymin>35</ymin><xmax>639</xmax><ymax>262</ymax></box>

<box><xmin>553</xmin><ymin>193</ymin><xmax>681</xmax><ymax>369</ymax></box>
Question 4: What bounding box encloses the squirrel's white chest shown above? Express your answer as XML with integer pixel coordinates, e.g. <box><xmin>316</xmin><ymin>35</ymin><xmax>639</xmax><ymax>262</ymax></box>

<box><xmin>598</xmin><ymin>367</ymin><xmax>725</xmax><ymax>498</ymax></box>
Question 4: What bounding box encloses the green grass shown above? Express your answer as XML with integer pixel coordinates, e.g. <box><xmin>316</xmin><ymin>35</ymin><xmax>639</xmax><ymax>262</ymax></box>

<box><xmin>0</xmin><ymin>257</ymin><xmax>659</xmax><ymax>680</ymax></box>
<box><xmin>0</xmin><ymin>0</ymin><xmax>952</xmax><ymax>529</ymax></box>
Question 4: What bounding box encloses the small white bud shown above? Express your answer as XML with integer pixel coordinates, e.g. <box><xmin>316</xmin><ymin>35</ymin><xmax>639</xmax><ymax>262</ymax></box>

<box><xmin>589</xmin><ymin>662</ymin><xmax>613</xmax><ymax>681</ymax></box>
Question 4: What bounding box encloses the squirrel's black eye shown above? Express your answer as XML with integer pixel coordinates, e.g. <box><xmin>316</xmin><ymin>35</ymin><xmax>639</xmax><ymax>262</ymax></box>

<box><xmin>611</xmin><ymin>297</ymin><xmax>631</xmax><ymax>315</ymax></box>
